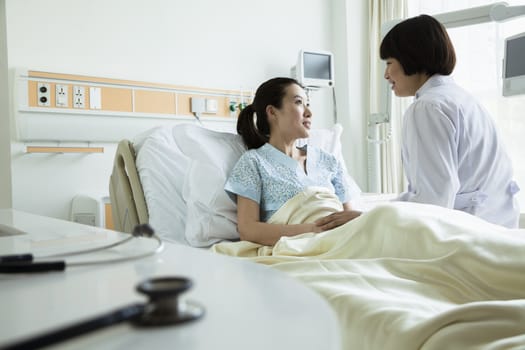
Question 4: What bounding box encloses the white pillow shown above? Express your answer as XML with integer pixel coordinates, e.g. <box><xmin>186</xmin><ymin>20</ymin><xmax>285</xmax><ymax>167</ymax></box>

<box><xmin>298</xmin><ymin>124</ymin><xmax>344</xmax><ymax>164</ymax></box>
<box><xmin>134</xmin><ymin>126</ymin><xmax>191</xmax><ymax>244</ymax></box>
<box><xmin>173</xmin><ymin>125</ymin><xmax>246</xmax><ymax>247</ymax></box>
<box><xmin>135</xmin><ymin>123</ymin><xmax>357</xmax><ymax>247</ymax></box>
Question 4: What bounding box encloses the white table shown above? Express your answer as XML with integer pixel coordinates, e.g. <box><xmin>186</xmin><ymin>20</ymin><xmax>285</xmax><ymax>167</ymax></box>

<box><xmin>0</xmin><ymin>209</ymin><xmax>341</xmax><ymax>349</ymax></box>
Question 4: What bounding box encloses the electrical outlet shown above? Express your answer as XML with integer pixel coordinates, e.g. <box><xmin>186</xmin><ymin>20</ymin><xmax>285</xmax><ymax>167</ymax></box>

<box><xmin>37</xmin><ymin>82</ymin><xmax>50</xmax><ymax>107</ymax></box>
<box><xmin>55</xmin><ymin>84</ymin><xmax>69</xmax><ymax>107</ymax></box>
<box><xmin>73</xmin><ymin>86</ymin><xmax>85</xmax><ymax>108</ymax></box>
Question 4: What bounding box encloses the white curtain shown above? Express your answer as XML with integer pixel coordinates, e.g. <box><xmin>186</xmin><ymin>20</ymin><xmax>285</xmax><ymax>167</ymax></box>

<box><xmin>368</xmin><ymin>0</ymin><xmax>408</xmax><ymax>193</ymax></box>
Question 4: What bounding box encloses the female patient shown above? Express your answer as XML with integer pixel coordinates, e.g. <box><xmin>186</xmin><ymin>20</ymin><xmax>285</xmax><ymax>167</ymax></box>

<box><xmin>225</xmin><ymin>77</ymin><xmax>361</xmax><ymax>245</ymax></box>
<box><xmin>380</xmin><ymin>15</ymin><xmax>520</xmax><ymax>228</ymax></box>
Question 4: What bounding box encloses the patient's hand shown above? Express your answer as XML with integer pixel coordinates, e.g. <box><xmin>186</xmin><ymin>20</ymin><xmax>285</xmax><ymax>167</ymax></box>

<box><xmin>314</xmin><ymin>210</ymin><xmax>362</xmax><ymax>231</ymax></box>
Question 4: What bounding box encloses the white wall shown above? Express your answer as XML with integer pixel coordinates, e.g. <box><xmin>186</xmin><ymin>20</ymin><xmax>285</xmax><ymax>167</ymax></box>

<box><xmin>0</xmin><ymin>0</ymin><xmax>12</xmax><ymax>209</ymax></box>
<box><xmin>3</xmin><ymin>0</ymin><xmax>369</xmax><ymax>220</ymax></box>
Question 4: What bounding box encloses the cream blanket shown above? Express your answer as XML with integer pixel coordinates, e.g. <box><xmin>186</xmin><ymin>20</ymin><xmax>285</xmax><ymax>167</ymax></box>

<box><xmin>212</xmin><ymin>187</ymin><xmax>525</xmax><ymax>349</ymax></box>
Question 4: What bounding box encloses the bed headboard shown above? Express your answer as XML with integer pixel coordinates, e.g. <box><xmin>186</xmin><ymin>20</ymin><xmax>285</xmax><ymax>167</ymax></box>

<box><xmin>109</xmin><ymin>140</ymin><xmax>149</xmax><ymax>233</ymax></box>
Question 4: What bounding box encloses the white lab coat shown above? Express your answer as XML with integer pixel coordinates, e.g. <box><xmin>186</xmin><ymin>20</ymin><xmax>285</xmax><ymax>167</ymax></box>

<box><xmin>398</xmin><ymin>75</ymin><xmax>520</xmax><ymax>228</ymax></box>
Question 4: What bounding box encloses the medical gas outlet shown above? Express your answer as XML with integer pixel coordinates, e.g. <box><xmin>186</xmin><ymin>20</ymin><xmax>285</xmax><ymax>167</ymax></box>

<box><xmin>228</xmin><ymin>100</ymin><xmax>248</xmax><ymax>116</ymax></box>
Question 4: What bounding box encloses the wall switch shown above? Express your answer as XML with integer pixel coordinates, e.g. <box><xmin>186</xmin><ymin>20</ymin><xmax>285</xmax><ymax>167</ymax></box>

<box><xmin>55</xmin><ymin>84</ymin><xmax>69</xmax><ymax>107</ymax></box>
<box><xmin>37</xmin><ymin>82</ymin><xmax>50</xmax><ymax>107</ymax></box>
<box><xmin>89</xmin><ymin>87</ymin><xmax>102</xmax><ymax>109</ymax></box>
<box><xmin>205</xmin><ymin>98</ymin><xmax>218</xmax><ymax>113</ymax></box>
<box><xmin>73</xmin><ymin>86</ymin><xmax>85</xmax><ymax>108</ymax></box>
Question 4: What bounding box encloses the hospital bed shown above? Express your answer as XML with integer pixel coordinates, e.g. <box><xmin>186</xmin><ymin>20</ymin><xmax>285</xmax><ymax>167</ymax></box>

<box><xmin>109</xmin><ymin>123</ymin><xmax>525</xmax><ymax>350</ymax></box>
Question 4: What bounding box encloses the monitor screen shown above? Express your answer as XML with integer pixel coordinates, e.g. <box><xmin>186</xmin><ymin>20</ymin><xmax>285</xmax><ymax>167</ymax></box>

<box><xmin>503</xmin><ymin>32</ymin><xmax>525</xmax><ymax>97</ymax></box>
<box><xmin>304</xmin><ymin>52</ymin><xmax>332</xmax><ymax>80</ymax></box>
<box><xmin>292</xmin><ymin>49</ymin><xmax>334</xmax><ymax>88</ymax></box>
<box><xmin>505</xmin><ymin>34</ymin><xmax>525</xmax><ymax>78</ymax></box>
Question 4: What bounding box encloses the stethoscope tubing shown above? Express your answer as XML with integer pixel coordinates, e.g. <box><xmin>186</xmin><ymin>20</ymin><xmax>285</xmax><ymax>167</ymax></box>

<box><xmin>0</xmin><ymin>234</ymin><xmax>164</xmax><ymax>273</ymax></box>
<box><xmin>0</xmin><ymin>233</ymin><xmax>135</xmax><ymax>262</ymax></box>
<box><xmin>41</xmin><ymin>234</ymin><xmax>136</xmax><ymax>259</ymax></box>
<box><xmin>1</xmin><ymin>303</ymin><xmax>146</xmax><ymax>350</ymax></box>
<box><xmin>0</xmin><ymin>260</ymin><xmax>66</xmax><ymax>273</ymax></box>
<box><xmin>69</xmin><ymin>234</ymin><xmax>164</xmax><ymax>267</ymax></box>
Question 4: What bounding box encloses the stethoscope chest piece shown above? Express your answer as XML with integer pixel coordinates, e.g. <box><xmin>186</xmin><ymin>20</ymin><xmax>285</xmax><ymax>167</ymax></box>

<box><xmin>133</xmin><ymin>277</ymin><xmax>205</xmax><ymax>327</ymax></box>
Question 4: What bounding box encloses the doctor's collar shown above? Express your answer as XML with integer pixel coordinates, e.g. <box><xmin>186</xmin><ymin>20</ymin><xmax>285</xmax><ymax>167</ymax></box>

<box><xmin>415</xmin><ymin>74</ymin><xmax>453</xmax><ymax>99</ymax></box>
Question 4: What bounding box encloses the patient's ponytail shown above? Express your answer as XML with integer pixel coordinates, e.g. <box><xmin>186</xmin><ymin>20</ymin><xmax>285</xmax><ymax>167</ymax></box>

<box><xmin>236</xmin><ymin>77</ymin><xmax>300</xmax><ymax>150</ymax></box>
<box><xmin>237</xmin><ymin>104</ymin><xmax>267</xmax><ymax>149</ymax></box>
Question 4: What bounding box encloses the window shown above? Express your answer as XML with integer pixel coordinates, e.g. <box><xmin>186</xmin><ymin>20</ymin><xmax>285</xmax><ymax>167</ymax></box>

<box><xmin>408</xmin><ymin>0</ymin><xmax>525</xmax><ymax>208</ymax></box>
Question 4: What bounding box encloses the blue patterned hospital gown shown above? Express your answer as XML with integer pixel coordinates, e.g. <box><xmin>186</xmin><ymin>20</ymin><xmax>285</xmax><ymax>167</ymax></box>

<box><xmin>224</xmin><ymin>143</ymin><xmax>359</xmax><ymax>222</ymax></box>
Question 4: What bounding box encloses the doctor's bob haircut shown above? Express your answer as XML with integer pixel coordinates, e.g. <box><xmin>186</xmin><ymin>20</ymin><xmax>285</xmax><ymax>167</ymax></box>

<box><xmin>380</xmin><ymin>14</ymin><xmax>456</xmax><ymax>76</ymax></box>
<box><xmin>236</xmin><ymin>77</ymin><xmax>302</xmax><ymax>150</ymax></box>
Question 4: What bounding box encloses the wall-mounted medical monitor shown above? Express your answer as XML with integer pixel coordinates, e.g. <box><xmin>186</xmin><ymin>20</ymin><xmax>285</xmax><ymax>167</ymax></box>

<box><xmin>291</xmin><ymin>49</ymin><xmax>334</xmax><ymax>88</ymax></box>
<box><xmin>503</xmin><ymin>32</ymin><xmax>525</xmax><ymax>97</ymax></box>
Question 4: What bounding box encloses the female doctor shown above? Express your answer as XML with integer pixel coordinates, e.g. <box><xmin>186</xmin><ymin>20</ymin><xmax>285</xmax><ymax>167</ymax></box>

<box><xmin>380</xmin><ymin>14</ymin><xmax>520</xmax><ymax>228</ymax></box>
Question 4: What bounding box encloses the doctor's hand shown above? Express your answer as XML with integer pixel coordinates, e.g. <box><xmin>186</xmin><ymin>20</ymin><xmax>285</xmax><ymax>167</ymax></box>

<box><xmin>314</xmin><ymin>210</ymin><xmax>362</xmax><ymax>231</ymax></box>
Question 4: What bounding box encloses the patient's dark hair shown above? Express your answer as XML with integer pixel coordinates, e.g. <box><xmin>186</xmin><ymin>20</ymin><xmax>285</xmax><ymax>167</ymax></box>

<box><xmin>237</xmin><ymin>77</ymin><xmax>301</xmax><ymax>149</ymax></box>
<box><xmin>380</xmin><ymin>14</ymin><xmax>456</xmax><ymax>76</ymax></box>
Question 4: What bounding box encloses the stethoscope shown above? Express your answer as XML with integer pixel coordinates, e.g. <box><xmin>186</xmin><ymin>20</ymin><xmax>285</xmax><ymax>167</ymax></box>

<box><xmin>0</xmin><ymin>224</ymin><xmax>205</xmax><ymax>349</ymax></box>
<box><xmin>0</xmin><ymin>224</ymin><xmax>164</xmax><ymax>273</ymax></box>
<box><xmin>2</xmin><ymin>276</ymin><xmax>205</xmax><ymax>350</ymax></box>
